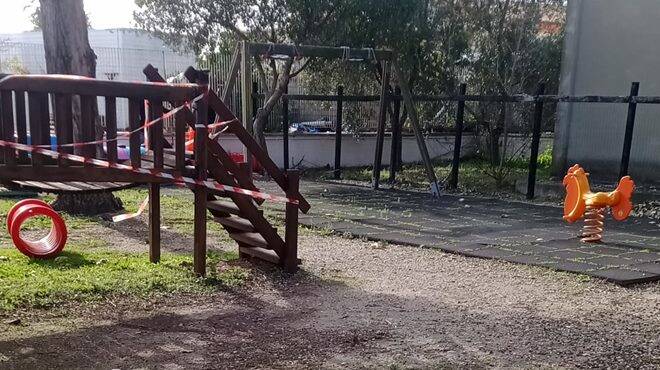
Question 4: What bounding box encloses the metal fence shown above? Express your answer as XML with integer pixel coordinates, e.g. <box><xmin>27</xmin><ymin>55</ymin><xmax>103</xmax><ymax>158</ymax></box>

<box><xmin>0</xmin><ymin>42</ymin><xmax>194</xmax><ymax>129</ymax></box>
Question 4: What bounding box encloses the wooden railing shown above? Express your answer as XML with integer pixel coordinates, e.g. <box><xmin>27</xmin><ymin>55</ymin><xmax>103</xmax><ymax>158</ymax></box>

<box><xmin>0</xmin><ymin>74</ymin><xmax>202</xmax><ymax>181</ymax></box>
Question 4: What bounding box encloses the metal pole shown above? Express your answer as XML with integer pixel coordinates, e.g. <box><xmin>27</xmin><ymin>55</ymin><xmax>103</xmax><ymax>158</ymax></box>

<box><xmin>282</xmin><ymin>86</ymin><xmax>289</xmax><ymax>170</ymax></box>
<box><xmin>619</xmin><ymin>82</ymin><xmax>640</xmax><ymax>178</ymax></box>
<box><xmin>334</xmin><ymin>85</ymin><xmax>344</xmax><ymax>179</ymax></box>
<box><xmin>449</xmin><ymin>83</ymin><xmax>466</xmax><ymax>189</ymax></box>
<box><xmin>389</xmin><ymin>86</ymin><xmax>401</xmax><ymax>183</ymax></box>
<box><xmin>526</xmin><ymin>83</ymin><xmax>546</xmax><ymax>199</ymax></box>
<box><xmin>372</xmin><ymin>61</ymin><xmax>391</xmax><ymax>189</ymax></box>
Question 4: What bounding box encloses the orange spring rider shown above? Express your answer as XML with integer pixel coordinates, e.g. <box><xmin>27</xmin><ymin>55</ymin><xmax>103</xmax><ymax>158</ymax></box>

<box><xmin>6</xmin><ymin>199</ymin><xmax>67</xmax><ymax>258</ymax></box>
<box><xmin>562</xmin><ymin>164</ymin><xmax>634</xmax><ymax>243</ymax></box>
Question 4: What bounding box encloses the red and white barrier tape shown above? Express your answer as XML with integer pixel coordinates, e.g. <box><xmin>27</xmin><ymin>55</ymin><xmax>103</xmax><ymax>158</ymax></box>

<box><xmin>0</xmin><ymin>140</ymin><xmax>299</xmax><ymax>205</ymax></box>
<box><xmin>112</xmin><ymin>196</ymin><xmax>149</xmax><ymax>222</ymax></box>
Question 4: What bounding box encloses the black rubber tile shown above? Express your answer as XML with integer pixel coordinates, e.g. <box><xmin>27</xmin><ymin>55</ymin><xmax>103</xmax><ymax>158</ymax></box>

<box><xmin>543</xmin><ymin>260</ymin><xmax>602</xmax><ymax>273</ymax></box>
<box><xmin>540</xmin><ymin>249</ymin><xmax>596</xmax><ymax>260</ymax></box>
<box><xmin>504</xmin><ymin>254</ymin><xmax>554</xmax><ymax>267</ymax></box>
<box><xmin>621</xmin><ymin>251</ymin><xmax>660</xmax><ymax>262</ymax></box>
<box><xmin>629</xmin><ymin>262</ymin><xmax>660</xmax><ymax>274</ymax></box>
<box><xmin>462</xmin><ymin>247</ymin><xmax>520</xmax><ymax>259</ymax></box>
<box><xmin>588</xmin><ymin>268</ymin><xmax>659</xmax><ymax>286</ymax></box>
<box><xmin>585</xmin><ymin>256</ymin><xmax>636</xmax><ymax>267</ymax></box>
<box><xmin>577</xmin><ymin>245</ymin><xmax>631</xmax><ymax>256</ymax></box>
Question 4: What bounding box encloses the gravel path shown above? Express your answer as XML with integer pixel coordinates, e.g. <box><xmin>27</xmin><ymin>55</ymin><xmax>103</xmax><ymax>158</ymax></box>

<box><xmin>1</xmin><ymin>233</ymin><xmax>659</xmax><ymax>369</ymax></box>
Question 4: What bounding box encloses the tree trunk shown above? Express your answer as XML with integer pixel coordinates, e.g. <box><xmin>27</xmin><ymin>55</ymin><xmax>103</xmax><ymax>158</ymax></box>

<box><xmin>252</xmin><ymin>58</ymin><xmax>294</xmax><ymax>152</ymax></box>
<box><xmin>39</xmin><ymin>0</ymin><xmax>122</xmax><ymax>214</ymax></box>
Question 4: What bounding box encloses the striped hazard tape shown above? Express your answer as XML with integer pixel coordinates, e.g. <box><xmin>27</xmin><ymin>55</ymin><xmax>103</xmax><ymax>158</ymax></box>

<box><xmin>0</xmin><ymin>140</ymin><xmax>299</xmax><ymax>205</ymax></box>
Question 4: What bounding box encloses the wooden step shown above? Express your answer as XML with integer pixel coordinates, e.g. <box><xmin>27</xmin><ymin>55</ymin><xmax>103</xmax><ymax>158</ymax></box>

<box><xmin>239</xmin><ymin>245</ymin><xmax>302</xmax><ymax>266</ymax></box>
<box><xmin>214</xmin><ymin>215</ymin><xmax>255</xmax><ymax>232</ymax></box>
<box><xmin>229</xmin><ymin>232</ymin><xmax>269</xmax><ymax>249</ymax></box>
<box><xmin>238</xmin><ymin>245</ymin><xmax>279</xmax><ymax>264</ymax></box>
<box><xmin>207</xmin><ymin>199</ymin><xmax>241</xmax><ymax>215</ymax></box>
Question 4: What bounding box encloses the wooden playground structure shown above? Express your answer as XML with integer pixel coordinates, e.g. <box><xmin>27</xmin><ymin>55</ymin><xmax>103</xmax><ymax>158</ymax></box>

<box><xmin>0</xmin><ymin>65</ymin><xmax>309</xmax><ymax>275</ymax></box>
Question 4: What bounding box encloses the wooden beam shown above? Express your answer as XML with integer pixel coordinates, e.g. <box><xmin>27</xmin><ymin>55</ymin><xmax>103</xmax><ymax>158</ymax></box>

<box><xmin>0</xmin><ymin>74</ymin><xmax>202</xmax><ymax>101</ymax></box>
<box><xmin>392</xmin><ymin>61</ymin><xmax>440</xmax><ymax>197</ymax></box>
<box><xmin>246</xmin><ymin>42</ymin><xmax>393</xmax><ymax>61</ymax></box>
<box><xmin>240</xmin><ymin>41</ymin><xmax>253</xmax><ymax>175</ymax></box>
<box><xmin>222</xmin><ymin>47</ymin><xmax>241</xmax><ymax>104</ymax></box>
<box><xmin>0</xmin><ymin>166</ymin><xmax>178</xmax><ymax>183</ymax></box>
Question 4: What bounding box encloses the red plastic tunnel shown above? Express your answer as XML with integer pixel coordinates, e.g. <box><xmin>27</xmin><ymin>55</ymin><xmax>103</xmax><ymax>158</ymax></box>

<box><xmin>6</xmin><ymin>199</ymin><xmax>67</xmax><ymax>259</ymax></box>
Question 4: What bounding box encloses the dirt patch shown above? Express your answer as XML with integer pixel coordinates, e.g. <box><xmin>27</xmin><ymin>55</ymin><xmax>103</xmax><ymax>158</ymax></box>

<box><xmin>1</xmin><ymin>233</ymin><xmax>659</xmax><ymax>369</ymax></box>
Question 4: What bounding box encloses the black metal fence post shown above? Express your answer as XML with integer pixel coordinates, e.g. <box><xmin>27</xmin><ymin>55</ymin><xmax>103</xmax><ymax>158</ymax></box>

<box><xmin>448</xmin><ymin>83</ymin><xmax>466</xmax><ymax>190</ymax></box>
<box><xmin>526</xmin><ymin>83</ymin><xmax>546</xmax><ymax>199</ymax></box>
<box><xmin>619</xmin><ymin>81</ymin><xmax>640</xmax><ymax>178</ymax></box>
<box><xmin>334</xmin><ymin>85</ymin><xmax>343</xmax><ymax>179</ymax></box>
<box><xmin>282</xmin><ymin>86</ymin><xmax>289</xmax><ymax>170</ymax></box>
<box><xmin>389</xmin><ymin>86</ymin><xmax>401</xmax><ymax>183</ymax></box>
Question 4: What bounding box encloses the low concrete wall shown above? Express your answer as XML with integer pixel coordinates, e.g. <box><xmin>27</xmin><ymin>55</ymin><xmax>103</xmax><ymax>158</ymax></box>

<box><xmin>214</xmin><ymin>133</ymin><xmax>553</xmax><ymax>169</ymax></box>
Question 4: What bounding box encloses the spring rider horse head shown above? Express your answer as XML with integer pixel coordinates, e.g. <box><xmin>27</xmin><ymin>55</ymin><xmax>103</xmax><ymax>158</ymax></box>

<box><xmin>562</xmin><ymin>164</ymin><xmax>634</xmax><ymax>243</ymax></box>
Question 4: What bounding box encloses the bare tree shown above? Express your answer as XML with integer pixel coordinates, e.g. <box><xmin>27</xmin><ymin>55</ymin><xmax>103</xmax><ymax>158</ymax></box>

<box><xmin>40</xmin><ymin>0</ymin><xmax>122</xmax><ymax>214</ymax></box>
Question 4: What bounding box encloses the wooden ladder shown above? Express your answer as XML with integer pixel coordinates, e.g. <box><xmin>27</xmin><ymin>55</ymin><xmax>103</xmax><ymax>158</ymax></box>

<box><xmin>144</xmin><ymin>65</ymin><xmax>310</xmax><ymax>274</ymax></box>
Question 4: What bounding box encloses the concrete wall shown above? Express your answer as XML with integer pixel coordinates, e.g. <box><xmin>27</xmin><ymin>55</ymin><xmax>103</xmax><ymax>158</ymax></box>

<box><xmin>211</xmin><ymin>133</ymin><xmax>553</xmax><ymax>169</ymax></box>
<box><xmin>554</xmin><ymin>0</ymin><xmax>660</xmax><ymax>182</ymax></box>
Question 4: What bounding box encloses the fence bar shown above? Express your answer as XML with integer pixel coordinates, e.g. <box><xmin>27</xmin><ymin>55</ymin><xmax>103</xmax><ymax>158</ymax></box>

<box><xmin>526</xmin><ymin>83</ymin><xmax>546</xmax><ymax>199</ymax></box>
<box><xmin>282</xmin><ymin>86</ymin><xmax>289</xmax><ymax>170</ymax></box>
<box><xmin>389</xmin><ymin>86</ymin><xmax>401</xmax><ymax>183</ymax></box>
<box><xmin>372</xmin><ymin>62</ymin><xmax>391</xmax><ymax>189</ymax></box>
<box><xmin>619</xmin><ymin>82</ymin><xmax>640</xmax><ymax>178</ymax></box>
<box><xmin>334</xmin><ymin>85</ymin><xmax>343</xmax><ymax>179</ymax></box>
<box><xmin>448</xmin><ymin>83</ymin><xmax>467</xmax><ymax>189</ymax></box>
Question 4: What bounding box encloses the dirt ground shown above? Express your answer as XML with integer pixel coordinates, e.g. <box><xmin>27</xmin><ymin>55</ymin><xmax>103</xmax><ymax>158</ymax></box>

<box><xmin>1</xmin><ymin>226</ymin><xmax>659</xmax><ymax>369</ymax></box>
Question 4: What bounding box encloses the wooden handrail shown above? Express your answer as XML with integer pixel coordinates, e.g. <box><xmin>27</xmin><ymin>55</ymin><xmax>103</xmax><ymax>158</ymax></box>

<box><xmin>0</xmin><ymin>74</ymin><xmax>203</xmax><ymax>101</ymax></box>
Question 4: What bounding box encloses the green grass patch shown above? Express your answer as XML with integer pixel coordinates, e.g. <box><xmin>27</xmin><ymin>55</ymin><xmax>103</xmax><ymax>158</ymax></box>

<box><xmin>0</xmin><ymin>247</ymin><xmax>246</xmax><ymax>312</ymax></box>
<box><xmin>306</xmin><ymin>156</ymin><xmax>552</xmax><ymax>195</ymax></box>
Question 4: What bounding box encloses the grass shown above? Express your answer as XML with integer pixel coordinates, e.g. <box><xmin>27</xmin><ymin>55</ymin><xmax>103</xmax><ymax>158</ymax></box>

<box><xmin>305</xmin><ymin>155</ymin><xmax>553</xmax><ymax>195</ymax></box>
<box><xmin>0</xmin><ymin>247</ymin><xmax>245</xmax><ymax>312</ymax></box>
<box><xmin>0</xmin><ymin>189</ymin><xmax>252</xmax><ymax>313</ymax></box>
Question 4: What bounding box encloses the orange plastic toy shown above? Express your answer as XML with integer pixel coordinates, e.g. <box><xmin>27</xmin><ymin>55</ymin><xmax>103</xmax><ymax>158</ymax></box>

<box><xmin>562</xmin><ymin>164</ymin><xmax>634</xmax><ymax>242</ymax></box>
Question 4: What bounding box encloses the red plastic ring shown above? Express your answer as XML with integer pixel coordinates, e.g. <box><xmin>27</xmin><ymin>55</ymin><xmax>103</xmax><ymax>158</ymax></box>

<box><xmin>7</xmin><ymin>201</ymin><xmax>67</xmax><ymax>259</ymax></box>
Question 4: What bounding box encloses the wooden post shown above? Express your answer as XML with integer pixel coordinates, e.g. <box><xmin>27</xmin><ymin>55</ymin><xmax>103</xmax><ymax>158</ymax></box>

<box><xmin>619</xmin><ymin>82</ymin><xmax>640</xmax><ymax>178</ymax></box>
<box><xmin>526</xmin><ymin>83</ymin><xmax>546</xmax><ymax>199</ymax></box>
<box><xmin>148</xmin><ymin>99</ymin><xmax>163</xmax><ymax>263</ymax></box>
<box><xmin>448</xmin><ymin>83</ymin><xmax>466</xmax><ymax>189</ymax></box>
<box><xmin>194</xmin><ymin>81</ymin><xmax>209</xmax><ymax>276</ymax></box>
<box><xmin>334</xmin><ymin>85</ymin><xmax>344</xmax><ymax>179</ymax></box>
<box><xmin>284</xmin><ymin>169</ymin><xmax>299</xmax><ymax>272</ymax></box>
<box><xmin>392</xmin><ymin>61</ymin><xmax>440</xmax><ymax>197</ymax></box>
<box><xmin>389</xmin><ymin>86</ymin><xmax>401</xmax><ymax>183</ymax></box>
<box><xmin>372</xmin><ymin>61</ymin><xmax>391</xmax><ymax>189</ymax></box>
<box><xmin>240</xmin><ymin>41</ymin><xmax>253</xmax><ymax>176</ymax></box>
<box><xmin>282</xmin><ymin>86</ymin><xmax>289</xmax><ymax>170</ymax></box>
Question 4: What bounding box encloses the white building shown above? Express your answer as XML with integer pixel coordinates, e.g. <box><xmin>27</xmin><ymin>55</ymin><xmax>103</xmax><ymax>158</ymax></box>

<box><xmin>0</xmin><ymin>29</ymin><xmax>196</xmax><ymax>128</ymax></box>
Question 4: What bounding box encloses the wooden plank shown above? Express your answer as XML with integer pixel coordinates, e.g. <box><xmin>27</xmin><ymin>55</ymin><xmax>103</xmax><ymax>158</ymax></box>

<box><xmin>128</xmin><ymin>99</ymin><xmax>142</xmax><ymax>168</ymax></box>
<box><xmin>149</xmin><ymin>100</ymin><xmax>164</xmax><ymax>169</ymax></box>
<box><xmin>202</xmin><ymin>91</ymin><xmax>311</xmax><ymax>212</ymax></box>
<box><xmin>206</xmin><ymin>161</ymin><xmax>285</xmax><ymax>256</ymax></box>
<box><xmin>0</xmin><ymin>74</ymin><xmax>202</xmax><ymax>101</ymax></box>
<box><xmin>240</xmin><ymin>41</ymin><xmax>253</xmax><ymax>174</ymax></box>
<box><xmin>149</xmin><ymin>183</ymin><xmax>160</xmax><ymax>263</ymax></box>
<box><xmin>392</xmin><ymin>61</ymin><xmax>440</xmax><ymax>197</ymax></box>
<box><xmin>229</xmin><ymin>232</ymin><xmax>269</xmax><ymax>249</ymax></box>
<box><xmin>174</xmin><ymin>102</ymin><xmax>186</xmax><ymax>172</ymax></box>
<box><xmin>53</xmin><ymin>94</ymin><xmax>73</xmax><ymax>167</ymax></box>
<box><xmin>0</xmin><ymin>91</ymin><xmax>16</xmax><ymax>165</ymax></box>
<box><xmin>0</xmin><ymin>165</ymin><xmax>176</xmax><ymax>183</ymax></box>
<box><xmin>27</xmin><ymin>92</ymin><xmax>49</xmax><ymax>166</ymax></box>
<box><xmin>284</xmin><ymin>170</ymin><xmax>299</xmax><ymax>272</ymax></box>
<box><xmin>238</xmin><ymin>245</ymin><xmax>280</xmax><ymax>264</ymax></box>
<box><xmin>246</xmin><ymin>42</ymin><xmax>393</xmax><ymax>61</ymax></box>
<box><xmin>214</xmin><ymin>215</ymin><xmax>255</xmax><ymax>232</ymax></box>
<box><xmin>372</xmin><ymin>61</ymin><xmax>390</xmax><ymax>189</ymax></box>
<box><xmin>79</xmin><ymin>95</ymin><xmax>95</xmax><ymax>162</ymax></box>
<box><xmin>14</xmin><ymin>91</ymin><xmax>28</xmax><ymax>163</ymax></box>
<box><xmin>105</xmin><ymin>97</ymin><xmax>118</xmax><ymax>163</ymax></box>
<box><xmin>222</xmin><ymin>47</ymin><xmax>241</xmax><ymax>104</ymax></box>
